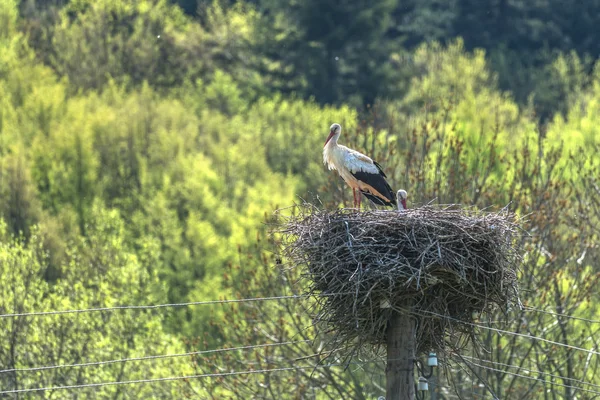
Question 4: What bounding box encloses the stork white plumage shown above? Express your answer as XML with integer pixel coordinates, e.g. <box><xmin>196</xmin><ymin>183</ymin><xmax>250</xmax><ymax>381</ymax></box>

<box><xmin>397</xmin><ymin>189</ymin><xmax>408</xmax><ymax>210</ymax></box>
<box><xmin>323</xmin><ymin>123</ymin><xmax>396</xmax><ymax>209</ymax></box>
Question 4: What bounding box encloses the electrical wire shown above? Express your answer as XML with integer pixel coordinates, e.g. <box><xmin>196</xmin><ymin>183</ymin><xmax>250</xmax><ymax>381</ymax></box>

<box><xmin>0</xmin><ymin>294</ymin><xmax>310</xmax><ymax>319</ymax></box>
<box><xmin>0</xmin><ymin>357</ymin><xmax>389</xmax><ymax>395</ymax></box>
<box><xmin>2</xmin><ymin>298</ymin><xmax>599</xmax><ymax>363</ymax></box>
<box><xmin>0</xmin><ymin>364</ymin><xmax>343</xmax><ymax>395</ymax></box>
<box><xmin>3</xmin><ymin>345</ymin><xmax>599</xmax><ymax>397</ymax></box>
<box><xmin>460</xmin><ymin>355</ymin><xmax>600</xmax><ymax>391</ymax></box>
<box><xmin>3</xmin><ymin>300</ymin><xmax>600</xmax><ymax>369</ymax></box>
<box><xmin>0</xmin><ymin>340</ymin><xmax>310</xmax><ymax>375</ymax></box>
<box><xmin>4</xmin><ymin>293</ymin><xmax>600</xmax><ymax>396</ymax></box>
<box><xmin>523</xmin><ymin>306</ymin><xmax>600</xmax><ymax>324</ymax></box>
<box><xmin>463</xmin><ymin>359</ymin><xmax>600</xmax><ymax>397</ymax></box>
<box><xmin>3</xmin><ymin>292</ymin><xmax>600</xmax><ymax>327</ymax></box>
<box><xmin>414</xmin><ymin>308</ymin><xmax>600</xmax><ymax>358</ymax></box>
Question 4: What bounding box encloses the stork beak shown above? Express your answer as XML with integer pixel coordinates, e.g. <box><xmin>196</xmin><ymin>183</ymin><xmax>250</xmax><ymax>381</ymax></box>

<box><xmin>401</xmin><ymin>199</ymin><xmax>407</xmax><ymax>210</ymax></box>
<box><xmin>324</xmin><ymin>131</ymin><xmax>335</xmax><ymax>146</ymax></box>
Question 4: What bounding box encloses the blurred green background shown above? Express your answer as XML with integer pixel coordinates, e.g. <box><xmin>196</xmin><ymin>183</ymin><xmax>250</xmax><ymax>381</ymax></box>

<box><xmin>2</xmin><ymin>0</ymin><xmax>600</xmax><ymax>398</ymax></box>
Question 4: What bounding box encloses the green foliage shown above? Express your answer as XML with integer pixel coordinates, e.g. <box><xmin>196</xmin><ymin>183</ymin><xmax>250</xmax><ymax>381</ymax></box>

<box><xmin>198</xmin><ymin>232</ymin><xmax>385</xmax><ymax>399</ymax></box>
<box><xmin>388</xmin><ymin>0</ymin><xmax>600</xmax><ymax>118</ymax></box>
<box><xmin>0</xmin><ymin>0</ymin><xmax>19</xmax><ymax>39</ymax></box>
<box><xmin>0</xmin><ymin>146</ymin><xmax>41</xmax><ymax>237</ymax></box>
<box><xmin>20</xmin><ymin>0</ymin><xmax>266</xmax><ymax>100</ymax></box>
<box><xmin>3</xmin><ymin>0</ymin><xmax>600</xmax><ymax>397</ymax></box>
<box><xmin>0</xmin><ymin>210</ymin><xmax>202</xmax><ymax>397</ymax></box>
<box><xmin>49</xmin><ymin>0</ymin><xmax>189</xmax><ymax>89</ymax></box>
<box><xmin>546</xmin><ymin>61</ymin><xmax>600</xmax><ymax>155</ymax></box>
<box><xmin>257</xmin><ymin>0</ymin><xmax>404</xmax><ymax>106</ymax></box>
<box><xmin>17</xmin><ymin>0</ymin><xmax>600</xmax><ymax>118</ymax></box>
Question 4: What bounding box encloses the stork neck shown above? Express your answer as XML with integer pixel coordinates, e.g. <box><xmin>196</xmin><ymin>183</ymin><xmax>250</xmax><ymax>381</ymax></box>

<box><xmin>323</xmin><ymin>133</ymin><xmax>340</xmax><ymax>167</ymax></box>
<box><xmin>325</xmin><ymin>133</ymin><xmax>339</xmax><ymax>148</ymax></box>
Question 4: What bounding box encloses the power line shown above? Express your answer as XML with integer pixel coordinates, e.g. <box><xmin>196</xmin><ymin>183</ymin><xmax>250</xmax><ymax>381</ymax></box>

<box><xmin>523</xmin><ymin>306</ymin><xmax>600</xmax><ymax>324</ymax></box>
<box><xmin>3</xmin><ymin>292</ymin><xmax>600</xmax><ymax>329</ymax></box>
<box><xmin>4</xmin><ymin>292</ymin><xmax>600</xmax><ymax>394</ymax></box>
<box><xmin>0</xmin><ymin>360</ymin><xmax>375</xmax><ymax>395</ymax></box>
<box><xmin>0</xmin><ymin>340</ymin><xmax>310</xmax><ymax>375</ymax></box>
<box><xmin>0</xmin><ymin>294</ymin><xmax>309</xmax><ymax>319</ymax></box>
<box><xmin>464</xmin><ymin>359</ymin><xmax>600</xmax><ymax>397</ymax></box>
<box><xmin>3</xmin><ymin>296</ymin><xmax>599</xmax><ymax>361</ymax></box>
<box><xmin>11</xmin><ymin>357</ymin><xmax>593</xmax><ymax>397</ymax></box>
<box><xmin>460</xmin><ymin>355</ymin><xmax>600</xmax><ymax>391</ymax></box>
<box><xmin>415</xmin><ymin>309</ymin><xmax>600</xmax><ymax>358</ymax></box>
<box><xmin>0</xmin><ymin>365</ymin><xmax>325</xmax><ymax>394</ymax></box>
<box><xmin>3</xmin><ymin>297</ymin><xmax>599</xmax><ymax>366</ymax></box>
<box><xmin>4</xmin><ymin>347</ymin><xmax>598</xmax><ymax>397</ymax></box>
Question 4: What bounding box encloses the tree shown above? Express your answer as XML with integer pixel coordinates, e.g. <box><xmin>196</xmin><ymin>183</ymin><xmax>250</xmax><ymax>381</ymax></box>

<box><xmin>193</xmin><ymin>227</ymin><xmax>386</xmax><ymax>399</ymax></box>
<box><xmin>258</xmin><ymin>0</ymin><xmax>402</xmax><ymax>106</ymax></box>
<box><xmin>0</xmin><ymin>149</ymin><xmax>41</xmax><ymax>237</ymax></box>
<box><xmin>0</xmin><ymin>207</ymin><xmax>203</xmax><ymax>398</ymax></box>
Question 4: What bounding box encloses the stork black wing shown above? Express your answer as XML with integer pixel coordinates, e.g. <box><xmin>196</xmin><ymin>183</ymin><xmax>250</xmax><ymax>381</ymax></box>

<box><xmin>361</xmin><ymin>191</ymin><xmax>393</xmax><ymax>206</ymax></box>
<box><xmin>351</xmin><ymin>165</ymin><xmax>396</xmax><ymax>207</ymax></box>
<box><xmin>373</xmin><ymin>161</ymin><xmax>388</xmax><ymax>178</ymax></box>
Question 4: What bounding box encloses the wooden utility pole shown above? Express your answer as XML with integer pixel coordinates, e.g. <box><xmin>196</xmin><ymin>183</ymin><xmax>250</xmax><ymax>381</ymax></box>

<box><xmin>386</xmin><ymin>303</ymin><xmax>416</xmax><ymax>400</ymax></box>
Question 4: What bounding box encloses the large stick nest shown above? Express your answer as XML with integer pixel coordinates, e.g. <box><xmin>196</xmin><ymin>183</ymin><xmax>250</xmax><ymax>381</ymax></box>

<box><xmin>279</xmin><ymin>204</ymin><xmax>523</xmax><ymax>356</ymax></box>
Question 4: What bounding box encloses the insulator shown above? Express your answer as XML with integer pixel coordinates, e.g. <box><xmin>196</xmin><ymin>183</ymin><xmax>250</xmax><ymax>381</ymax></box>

<box><xmin>418</xmin><ymin>376</ymin><xmax>429</xmax><ymax>391</ymax></box>
<box><xmin>427</xmin><ymin>352</ymin><xmax>438</xmax><ymax>367</ymax></box>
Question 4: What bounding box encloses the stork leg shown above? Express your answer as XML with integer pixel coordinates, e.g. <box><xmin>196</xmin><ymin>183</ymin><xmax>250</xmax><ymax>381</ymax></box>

<box><xmin>357</xmin><ymin>191</ymin><xmax>362</xmax><ymax>209</ymax></box>
<box><xmin>352</xmin><ymin>188</ymin><xmax>357</xmax><ymax>208</ymax></box>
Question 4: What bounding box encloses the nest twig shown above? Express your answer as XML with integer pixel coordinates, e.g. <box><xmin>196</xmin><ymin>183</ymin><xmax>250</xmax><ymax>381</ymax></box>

<box><xmin>279</xmin><ymin>203</ymin><xmax>523</xmax><ymax>358</ymax></box>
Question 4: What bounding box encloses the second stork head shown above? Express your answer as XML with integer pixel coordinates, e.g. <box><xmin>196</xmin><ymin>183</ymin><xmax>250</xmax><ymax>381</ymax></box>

<box><xmin>397</xmin><ymin>189</ymin><xmax>408</xmax><ymax>210</ymax></box>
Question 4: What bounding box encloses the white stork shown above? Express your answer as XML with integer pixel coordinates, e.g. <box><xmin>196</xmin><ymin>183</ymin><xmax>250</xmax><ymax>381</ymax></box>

<box><xmin>323</xmin><ymin>123</ymin><xmax>396</xmax><ymax>209</ymax></box>
<box><xmin>397</xmin><ymin>189</ymin><xmax>408</xmax><ymax>210</ymax></box>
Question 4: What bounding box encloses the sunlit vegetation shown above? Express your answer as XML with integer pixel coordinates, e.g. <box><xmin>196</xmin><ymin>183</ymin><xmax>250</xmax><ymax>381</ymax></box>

<box><xmin>2</xmin><ymin>0</ymin><xmax>600</xmax><ymax>397</ymax></box>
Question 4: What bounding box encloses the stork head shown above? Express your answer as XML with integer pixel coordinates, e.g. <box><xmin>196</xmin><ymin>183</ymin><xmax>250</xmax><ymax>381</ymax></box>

<box><xmin>324</xmin><ymin>123</ymin><xmax>341</xmax><ymax>146</ymax></box>
<box><xmin>397</xmin><ymin>189</ymin><xmax>408</xmax><ymax>210</ymax></box>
